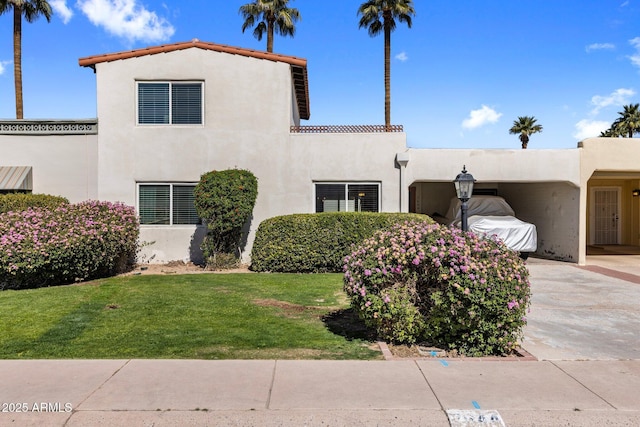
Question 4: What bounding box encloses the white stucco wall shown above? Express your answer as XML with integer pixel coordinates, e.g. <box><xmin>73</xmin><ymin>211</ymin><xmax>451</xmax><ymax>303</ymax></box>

<box><xmin>92</xmin><ymin>48</ymin><xmax>299</xmax><ymax>262</ymax></box>
<box><xmin>92</xmin><ymin>47</ymin><xmax>406</xmax><ymax>263</ymax></box>
<box><xmin>0</xmin><ymin>132</ymin><xmax>97</xmax><ymax>202</ymax></box>
<box><xmin>500</xmin><ymin>182</ymin><xmax>580</xmax><ymax>261</ymax></box>
<box><xmin>403</xmin><ymin>148</ymin><xmax>581</xmax><ymax>186</ymax></box>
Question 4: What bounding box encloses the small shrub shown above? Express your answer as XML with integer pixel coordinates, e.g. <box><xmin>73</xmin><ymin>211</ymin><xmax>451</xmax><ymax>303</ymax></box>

<box><xmin>205</xmin><ymin>252</ymin><xmax>240</xmax><ymax>270</ymax></box>
<box><xmin>0</xmin><ymin>193</ymin><xmax>68</xmax><ymax>214</ymax></box>
<box><xmin>250</xmin><ymin>212</ymin><xmax>433</xmax><ymax>273</ymax></box>
<box><xmin>194</xmin><ymin>169</ymin><xmax>258</xmax><ymax>267</ymax></box>
<box><xmin>343</xmin><ymin>220</ymin><xmax>531</xmax><ymax>356</ymax></box>
<box><xmin>0</xmin><ymin>201</ymin><xmax>139</xmax><ymax>290</ymax></box>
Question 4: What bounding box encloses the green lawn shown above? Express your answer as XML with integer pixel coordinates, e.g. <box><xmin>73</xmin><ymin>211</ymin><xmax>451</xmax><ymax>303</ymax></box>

<box><xmin>0</xmin><ymin>273</ymin><xmax>382</xmax><ymax>360</ymax></box>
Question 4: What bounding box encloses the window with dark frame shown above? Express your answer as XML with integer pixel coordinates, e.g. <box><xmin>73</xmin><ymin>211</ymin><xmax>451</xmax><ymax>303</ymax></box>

<box><xmin>315</xmin><ymin>183</ymin><xmax>380</xmax><ymax>213</ymax></box>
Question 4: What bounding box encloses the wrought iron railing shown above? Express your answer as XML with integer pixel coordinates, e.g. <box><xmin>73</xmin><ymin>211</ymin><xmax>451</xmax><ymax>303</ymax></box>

<box><xmin>290</xmin><ymin>125</ymin><xmax>403</xmax><ymax>133</ymax></box>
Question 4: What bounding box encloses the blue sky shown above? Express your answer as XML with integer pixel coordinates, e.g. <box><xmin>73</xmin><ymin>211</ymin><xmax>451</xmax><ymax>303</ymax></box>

<box><xmin>1</xmin><ymin>0</ymin><xmax>640</xmax><ymax>149</ymax></box>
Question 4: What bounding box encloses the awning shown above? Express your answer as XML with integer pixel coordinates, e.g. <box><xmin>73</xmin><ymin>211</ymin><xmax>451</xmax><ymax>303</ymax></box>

<box><xmin>0</xmin><ymin>166</ymin><xmax>32</xmax><ymax>191</ymax></box>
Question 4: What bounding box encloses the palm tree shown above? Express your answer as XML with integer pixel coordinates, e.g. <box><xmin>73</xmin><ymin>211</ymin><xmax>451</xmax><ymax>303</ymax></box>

<box><xmin>608</xmin><ymin>103</ymin><xmax>640</xmax><ymax>138</ymax></box>
<box><xmin>599</xmin><ymin>128</ymin><xmax>621</xmax><ymax>137</ymax></box>
<box><xmin>358</xmin><ymin>0</ymin><xmax>415</xmax><ymax>130</ymax></box>
<box><xmin>509</xmin><ymin>116</ymin><xmax>543</xmax><ymax>149</ymax></box>
<box><xmin>239</xmin><ymin>0</ymin><xmax>301</xmax><ymax>53</ymax></box>
<box><xmin>0</xmin><ymin>0</ymin><xmax>53</xmax><ymax>119</ymax></box>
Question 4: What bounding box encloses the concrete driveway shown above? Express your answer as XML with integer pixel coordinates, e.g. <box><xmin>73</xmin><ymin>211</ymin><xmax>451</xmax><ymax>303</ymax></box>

<box><xmin>523</xmin><ymin>256</ymin><xmax>640</xmax><ymax>360</ymax></box>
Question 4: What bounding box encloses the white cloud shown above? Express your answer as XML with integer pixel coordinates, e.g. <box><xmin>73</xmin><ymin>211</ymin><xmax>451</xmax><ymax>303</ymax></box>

<box><xmin>590</xmin><ymin>88</ymin><xmax>636</xmax><ymax>114</ymax></box>
<box><xmin>628</xmin><ymin>37</ymin><xmax>640</xmax><ymax>68</ymax></box>
<box><xmin>585</xmin><ymin>42</ymin><xmax>615</xmax><ymax>53</ymax></box>
<box><xmin>51</xmin><ymin>0</ymin><xmax>73</xmax><ymax>24</ymax></box>
<box><xmin>76</xmin><ymin>0</ymin><xmax>175</xmax><ymax>43</ymax></box>
<box><xmin>395</xmin><ymin>51</ymin><xmax>408</xmax><ymax>62</ymax></box>
<box><xmin>573</xmin><ymin>119</ymin><xmax>610</xmax><ymax>140</ymax></box>
<box><xmin>462</xmin><ymin>105</ymin><xmax>502</xmax><ymax>129</ymax></box>
<box><xmin>0</xmin><ymin>60</ymin><xmax>11</xmax><ymax>75</ymax></box>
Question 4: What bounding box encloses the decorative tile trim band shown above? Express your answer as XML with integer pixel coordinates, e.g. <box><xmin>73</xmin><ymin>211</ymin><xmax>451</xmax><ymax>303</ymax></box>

<box><xmin>0</xmin><ymin>120</ymin><xmax>98</xmax><ymax>135</ymax></box>
<box><xmin>291</xmin><ymin>124</ymin><xmax>403</xmax><ymax>133</ymax></box>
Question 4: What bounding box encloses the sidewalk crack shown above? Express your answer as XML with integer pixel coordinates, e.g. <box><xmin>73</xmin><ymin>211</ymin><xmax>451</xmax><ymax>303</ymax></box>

<box><xmin>265</xmin><ymin>360</ymin><xmax>277</xmax><ymax>409</ymax></box>
<box><xmin>550</xmin><ymin>361</ymin><xmax>617</xmax><ymax>410</ymax></box>
<box><xmin>415</xmin><ymin>360</ymin><xmax>446</xmax><ymax>412</ymax></box>
<box><xmin>71</xmin><ymin>360</ymin><xmax>132</xmax><ymax>411</ymax></box>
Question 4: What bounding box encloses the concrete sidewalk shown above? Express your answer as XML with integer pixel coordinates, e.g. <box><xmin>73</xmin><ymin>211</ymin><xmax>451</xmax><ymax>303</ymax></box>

<box><xmin>1</xmin><ymin>359</ymin><xmax>639</xmax><ymax>426</ymax></box>
<box><xmin>2</xmin><ymin>257</ymin><xmax>640</xmax><ymax>426</ymax></box>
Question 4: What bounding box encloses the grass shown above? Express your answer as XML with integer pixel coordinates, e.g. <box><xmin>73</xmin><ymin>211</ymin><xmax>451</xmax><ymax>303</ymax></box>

<box><xmin>0</xmin><ymin>273</ymin><xmax>382</xmax><ymax>360</ymax></box>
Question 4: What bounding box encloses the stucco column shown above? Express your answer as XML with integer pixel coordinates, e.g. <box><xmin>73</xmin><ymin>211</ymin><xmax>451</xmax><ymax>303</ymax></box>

<box><xmin>396</xmin><ymin>152</ymin><xmax>410</xmax><ymax>213</ymax></box>
<box><xmin>577</xmin><ymin>173</ymin><xmax>590</xmax><ymax>265</ymax></box>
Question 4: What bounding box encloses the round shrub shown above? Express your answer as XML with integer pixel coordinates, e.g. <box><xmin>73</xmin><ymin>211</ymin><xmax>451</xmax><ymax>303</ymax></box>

<box><xmin>250</xmin><ymin>212</ymin><xmax>433</xmax><ymax>273</ymax></box>
<box><xmin>343</xmin><ymin>220</ymin><xmax>531</xmax><ymax>356</ymax></box>
<box><xmin>0</xmin><ymin>193</ymin><xmax>69</xmax><ymax>214</ymax></box>
<box><xmin>0</xmin><ymin>201</ymin><xmax>139</xmax><ymax>290</ymax></box>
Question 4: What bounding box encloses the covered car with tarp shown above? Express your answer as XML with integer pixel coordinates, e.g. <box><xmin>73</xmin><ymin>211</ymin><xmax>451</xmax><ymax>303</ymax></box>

<box><xmin>446</xmin><ymin>195</ymin><xmax>537</xmax><ymax>254</ymax></box>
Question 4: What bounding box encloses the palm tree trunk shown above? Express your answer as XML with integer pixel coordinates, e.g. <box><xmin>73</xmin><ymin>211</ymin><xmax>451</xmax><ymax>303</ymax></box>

<box><xmin>13</xmin><ymin>5</ymin><xmax>23</xmax><ymax>119</ymax></box>
<box><xmin>383</xmin><ymin>11</ymin><xmax>391</xmax><ymax>131</ymax></box>
<box><xmin>267</xmin><ymin>17</ymin><xmax>274</xmax><ymax>52</ymax></box>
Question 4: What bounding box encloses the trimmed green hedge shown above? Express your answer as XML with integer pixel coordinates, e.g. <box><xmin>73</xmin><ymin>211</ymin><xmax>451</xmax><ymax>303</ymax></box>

<box><xmin>0</xmin><ymin>193</ymin><xmax>69</xmax><ymax>214</ymax></box>
<box><xmin>250</xmin><ymin>212</ymin><xmax>433</xmax><ymax>273</ymax></box>
<box><xmin>194</xmin><ymin>169</ymin><xmax>258</xmax><ymax>268</ymax></box>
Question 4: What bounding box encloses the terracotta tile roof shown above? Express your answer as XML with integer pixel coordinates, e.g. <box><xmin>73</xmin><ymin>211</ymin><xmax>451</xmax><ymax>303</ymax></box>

<box><xmin>78</xmin><ymin>39</ymin><xmax>310</xmax><ymax>120</ymax></box>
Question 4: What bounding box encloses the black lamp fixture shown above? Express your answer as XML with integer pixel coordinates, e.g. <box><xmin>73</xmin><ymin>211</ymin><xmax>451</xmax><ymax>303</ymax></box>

<box><xmin>453</xmin><ymin>165</ymin><xmax>476</xmax><ymax>231</ymax></box>
<box><xmin>633</xmin><ymin>189</ymin><xmax>640</xmax><ymax>197</ymax></box>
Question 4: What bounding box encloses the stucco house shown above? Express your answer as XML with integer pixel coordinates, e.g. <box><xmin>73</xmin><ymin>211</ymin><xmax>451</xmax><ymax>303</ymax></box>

<box><xmin>1</xmin><ymin>39</ymin><xmax>639</xmax><ymax>266</ymax></box>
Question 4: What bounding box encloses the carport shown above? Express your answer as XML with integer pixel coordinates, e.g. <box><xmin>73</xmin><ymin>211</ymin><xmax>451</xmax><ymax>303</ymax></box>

<box><xmin>408</xmin><ymin>180</ymin><xmax>580</xmax><ymax>262</ymax></box>
<box><xmin>400</xmin><ymin>148</ymin><xmax>581</xmax><ymax>262</ymax></box>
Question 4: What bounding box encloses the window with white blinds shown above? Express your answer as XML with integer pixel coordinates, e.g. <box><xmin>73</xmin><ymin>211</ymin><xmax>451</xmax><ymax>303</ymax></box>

<box><xmin>138</xmin><ymin>184</ymin><xmax>201</xmax><ymax>225</ymax></box>
<box><xmin>315</xmin><ymin>183</ymin><xmax>380</xmax><ymax>213</ymax></box>
<box><xmin>138</xmin><ymin>82</ymin><xmax>203</xmax><ymax>125</ymax></box>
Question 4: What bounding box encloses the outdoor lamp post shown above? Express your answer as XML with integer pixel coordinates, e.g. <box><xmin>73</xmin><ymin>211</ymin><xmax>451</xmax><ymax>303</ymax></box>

<box><xmin>454</xmin><ymin>165</ymin><xmax>475</xmax><ymax>232</ymax></box>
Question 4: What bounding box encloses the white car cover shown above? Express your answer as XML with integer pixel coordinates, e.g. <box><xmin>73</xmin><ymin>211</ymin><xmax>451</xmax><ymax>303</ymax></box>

<box><xmin>447</xmin><ymin>196</ymin><xmax>537</xmax><ymax>253</ymax></box>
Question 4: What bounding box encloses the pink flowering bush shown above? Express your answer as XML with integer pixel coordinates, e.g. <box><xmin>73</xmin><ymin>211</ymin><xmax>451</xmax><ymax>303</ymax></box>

<box><xmin>0</xmin><ymin>201</ymin><xmax>139</xmax><ymax>290</ymax></box>
<box><xmin>343</xmin><ymin>220</ymin><xmax>531</xmax><ymax>356</ymax></box>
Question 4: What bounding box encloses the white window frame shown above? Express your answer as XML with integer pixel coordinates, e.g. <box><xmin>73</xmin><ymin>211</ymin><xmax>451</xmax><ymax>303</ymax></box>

<box><xmin>137</xmin><ymin>182</ymin><xmax>203</xmax><ymax>226</ymax></box>
<box><xmin>314</xmin><ymin>182</ymin><xmax>381</xmax><ymax>213</ymax></box>
<box><xmin>136</xmin><ymin>81</ymin><xmax>204</xmax><ymax>126</ymax></box>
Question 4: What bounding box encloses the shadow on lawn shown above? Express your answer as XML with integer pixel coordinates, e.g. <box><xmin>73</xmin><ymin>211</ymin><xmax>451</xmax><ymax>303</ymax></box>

<box><xmin>321</xmin><ymin>308</ymin><xmax>376</xmax><ymax>341</ymax></box>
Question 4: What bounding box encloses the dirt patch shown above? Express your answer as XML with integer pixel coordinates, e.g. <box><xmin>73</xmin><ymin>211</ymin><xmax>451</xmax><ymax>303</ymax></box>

<box><xmin>123</xmin><ymin>261</ymin><xmax>252</xmax><ymax>276</ymax></box>
<box><xmin>252</xmin><ymin>299</ymin><xmax>337</xmax><ymax>319</ymax></box>
<box><xmin>253</xmin><ymin>299</ymin><xmax>308</xmax><ymax>312</ymax></box>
